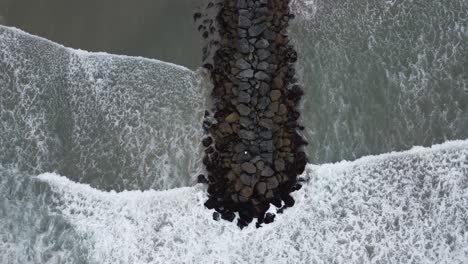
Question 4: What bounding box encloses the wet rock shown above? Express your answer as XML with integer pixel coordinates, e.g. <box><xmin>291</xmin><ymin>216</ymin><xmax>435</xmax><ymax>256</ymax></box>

<box><xmin>256</xmin><ymin>160</ymin><xmax>265</xmax><ymax>170</ymax></box>
<box><xmin>226</xmin><ymin>171</ymin><xmax>236</xmax><ymax>181</ymax></box>
<box><xmin>263</xmin><ymin>29</ymin><xmax>276</xmax><ymax>40</ymax></box>
<box><xmin>267</xmin><ymin>177</ymin><xmax>279</xmax><ymax>189</ymax></box>
<box><xmin>264</xmin><ymin>213</ymin><xmax>275</xmax><ymax>224</ymax></box>
<box><xmin>256</xmin><ymin>182</ymin><xmax>267</xmax><ymax>195</ymax></box>
<box><xmin>261</xmin><ymin>166</ymin><xmax>274</xmax><ymax>177</ymax></box>
<box><xmin>240</xmin><ymin>186</ymin><xmax>253</xmax><ymax>198</ymax></box>
<box><xmin>257</xmin><ymin>61</ymin><xmax>269</xmax><ymax>71</ymax></box>
<box><xmin>238</xmin><ymin>69</ymin><xmax>254</xmax><ymax>79</ymax></box>
<box><xmin>197</xmin><ymin>174</ymin><xmax>208</xmax><ymax>183</ymax></box>
<box><xmin>259</xmin><ymin>118</ymin><xmax>274</xmax><ymax>129</ymax></box>
<box><xmin>239</xmin><ymin>16</ymin><xmax>251</xmax><ymax>29</ymax></box>
<box><xmin>270</xmin><ymin>90</ymin><xmax>281</xmax><ymax>101</ymax></box>
<box><xmin>239</xmin><ymin>129</ymin><xmax>255</xmax><ymax>140</ymax></box>
<box><xmin>239</xmin><ymin>117</ymin><xmax>253</xmax><ymax>128</ymax></box>
<box><xmin>219</xmin><ymin>122</ymin><xmax>233</xmax><ymax>134</ymax></box>
<box><xmin>239</xmin><ymin>38</ymin><xmax>250</xmax><ymax>53</ymax></box>
<box><xmin>202</xmin><ymin>137</ymin><xmax>213</xmax><ymax>147</ymax></box>
<box><xmin>255</xmin><ymin>38</ymin><xmax>270</xmax><ymax>49</ymax></box>
<box><xmin>248</xmin><ymin>23</ymin><xmax>267</xmax><ymax>37</ymax></box>
<box><xmin>260</xmin><ymin>140</ymin><xmax>274</xmax><ymax>152</ymax></box>
<box><xmin>225</xmin><ymin>112</ymin><xmax>240</xmax><ymax>123</ymax></box>
<box><xmin>240</xmin><ymin>173</ymin><xmax>254</xmax><ymax>185</ymax></box>
<box><xmin>274</xmin><ymin>159</ymin><xmax>285</xmax><ymax>171</ymax></box>
<box><xmin>257</xmin><ymin>97</ymin><xmax>270</xmax><ymax>110</ymax></box>
<box><xmin>273</xmin><ymin>76</ymin><xmax>283</xmax><ymax>89</ymax></box>
<box><xmin>236</xmin><ymin>104</ymin><xmax>251</xmax><ymax>116</ymax></box>
<box><xmin>260</xmin><ymin>153</ymin><xmax>274</xmax><ymax>164</ymax></box>
<box><xmin>236</xmin><ymin>58</ymin><xmax>251</xmax><ymax>70</ymax></box>
<box><xmin>259</xmin><ymin>82</ymin><xmax>270</xmax><ymax>96</ymax></box>
<box><xmin>239</xmin><ymin>82</ymin><xmax>250</xmax><ymax>91</ymax></box>
<box><xmin>213</xmin><ymin>212</ymin><xmax>221</xmax><ymax>221</ymax></box>
<box><xmin>278</xmin><ymin>104</ymin><xmax>287</xmax><ymax>115</ymax></box>
<box><xmin>222</xmin><ymin>211</ymin><xmax>236</xmax><ymax>222</ymax></box>
<box><xmin>238</xmin><ymin>91</ymin><xmax>251</xmax><ymax>103</ymax></box>
<box><xmin>254</xmin><ymin>71</ymin><xmax>270</xmax><ymax>81</ymax></box>
<box><xmin>234</xmin><ymin>143</ymin><xmax>247</xmax><ymax>153</ymax></box>
<box><xmin>257</xmin><ymin>49</ymin><xmax>271</xmax><ymax>60</ymax></box>
<box><xmin>260</xmin><ymin>130</ymin><xmax>272</xmax><ymax>139</ymax></box>
<box><xmin>241</xmin><ymin>162</ymin><xmax>257</xmax><ymax>174</ymax></box>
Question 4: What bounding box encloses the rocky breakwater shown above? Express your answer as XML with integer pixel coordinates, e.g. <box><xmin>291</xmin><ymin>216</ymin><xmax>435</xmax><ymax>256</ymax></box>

<box><xmin>196</xmin><ymin>0</ymin><xmax>307</xmax><ymax>228</ymax></box>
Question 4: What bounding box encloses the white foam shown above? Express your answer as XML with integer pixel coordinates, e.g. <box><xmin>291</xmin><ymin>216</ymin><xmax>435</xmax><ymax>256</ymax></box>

<box><xmin>0</xmin><ymin>25</ymin><xmax>207</xmax><ymax>191</ymax></box>
<box><xmin>37</xmin><ymin>139</ymin><xmax>468</xmax><ymax>263</ymax></box>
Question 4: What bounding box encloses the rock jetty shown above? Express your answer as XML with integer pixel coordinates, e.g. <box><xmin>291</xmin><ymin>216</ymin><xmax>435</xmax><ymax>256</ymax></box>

<box><xmin>196</xmin><ymin>0</ymin><xmax>307</xmax><ymax>228</ymax></box>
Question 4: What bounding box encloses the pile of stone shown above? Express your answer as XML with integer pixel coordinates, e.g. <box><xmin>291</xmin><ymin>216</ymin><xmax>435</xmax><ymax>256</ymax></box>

<box><xmin>195</xmin><ymin>0</ymin><xmax>307</xmax><ymax>228</ymax></box>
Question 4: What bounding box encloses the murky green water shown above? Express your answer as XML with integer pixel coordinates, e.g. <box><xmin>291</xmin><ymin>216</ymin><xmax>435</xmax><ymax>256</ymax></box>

<box><xmin>0</xmin><ymin>0</ymin><xmax>202</xmax><ymax>69</ymax></box>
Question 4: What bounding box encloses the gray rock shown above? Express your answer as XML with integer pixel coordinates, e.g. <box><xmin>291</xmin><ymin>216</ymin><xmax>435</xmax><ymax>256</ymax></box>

<box><xmin>261</xmin><ymin>153</ymin><xmax>274</xmax><ymax>163</ymax></box>
<box><xmin>269</xmin><ymin>102</ymin><xmax>279</xmax><ymax>113</ymax></box>
<box><xmin>261</xmin><ymin>166</ymin><xmax>274</xmax><ymax>177</ymax></box>
<box><xmin>241</xmin><ymin>162</ymin><xmax>257</xmax><ymax>174</ymax></box>
<box><xmin>238</xmin><ymin>69</ymin><xmax>254</xmax><ymax>79</ymax></box>
<box><xmin>239</xmin><ymin>16</ymin><xmax>251</xmax><ymax>29</ymax></box>
<box><xmin>260</xmin><ymin>130</ymin><xmax>272</xmax><ymax>139</ymax></box>
<box><xmin>238</xmin><ymin>29</ymin><xmax>247</xmax><ymax>38</ymax></box>
<box><xmin>219</xmin><ymin>122</ymin><xmax>233</xmax><ymax>134</ymax></box>
<box><xmin>259</xmin><ymin>118</ymin><xmax>274</xmax><ymax>129</ymax></box>
<box><xmin>238</xmin><ymin>150</ymin><xmax>252</xmax><ymax>162</ymax></box>
<box><xmin>264</xmin><ymin>29</ymin><xmax>276</xmax><ymax>40</ymax></box>
<box><xmin>239</xmin><ymin>82</ymin><xmax>250</xmax><ymax>90</ymax></box>
<box><xmin>248</xmin><ymin>23</ymin><xmax>267</xmax><ymax>37</ymax></box>
<box><xmin>256</xmin><ymin>7</ymin><xmax>269</xmax><ymax>14</ymax></box>
<box><xmin>239</xmin><ymin>9</ymin><xmax>250</xmax><ymax>17</ymax></box>
<box><xmin>239</xmin><ymin>117</ymin><xmax>253</xmax><ymax>128</ymax></box>
<box><xmin>249</xmin><ymin>144</ymin><xmax>260</xmax><ymax>155</ymax></box>
<box><xmin>240</xmin><ymin>173</ymin><xmax>253</xmax><ymax>185</ymax></box>
<box><xmin>237</xmin><ymin>0</ymin><xmax>247</xmax><ymax>9</ymax></box>
<box><xmin>250</xmin><ymin>155</ymin><xmax>261</xmax><ymax>163</ymax></box>
<box><xmin>236</xmin><ymin>104</ymin><xmax>251</xmax><ymax>116</ymax></box>
<box><xmin>256</xmin><ymin>182</ymin><xmax>267</xmax><ymax>195</ymax></box>
<box><xmin>278</xmin><ymin>104</ymin><xmax>287</xmax><ymax>115</ymax></box>
<box><xmin>225</xmin><ymin>112</ymin><xmax>240</xmax><ymax>123</ymax></box>
<box><xmin>254</xmin><ymin>71</ymin><xmax>270</xmax><ymax>81</ymax></box>
<box><xmin>239</xmin><ymin>38</ymin><xmax>250</xmax><ymax>53</ymax></box>
<box><xmin>259</xmin><ymin>82</ymin><xmax>270</xmax><ymax>96</ymax></box>
<box><xmin>236</xmin><ymin>58</ymin><xmax>251</xmax><ymax>70</ymax></box>
<box><xmin>260</xmin><ymin>140</ymin><xmax>274</xmax><ymax>152</ymax></box>
<box><xmin>256</xmin><ymin>160</ymin><xmax>265</xmax><ymax>170</ymax></box>
<box><xmin>274</xmin><ymin>159</ymin><xmax>285</xmax><ymax>171</ymax></box>
<box><xmin>226</xmin><ymin>171</ymin><xmax>236</xmax><ymax>181</ymax></box>
<box><xmin>240</xmin><ymin>186</ymin><xmax>253</xmax><ymax>198</ymax></box>
<box><xmin>255</xmin><ymin>38</ymin><xmax>269</xmax><ymax>49</ymax></box>
<box><xmin>270</xmin><ymin>90</ymin><xmax>281</xmax><ymax>101</ymax></box>
<box><xmin>238</xmin><ymin>91</ymin><xmax>251</xmax><ymax>103</ymax></box>
<box><xmin>240</xmin><ymin>129</ymin><xmax>255</xmax><ymax>140</ymax></box>
<box><xmin>257</xmin><ymin>49</ymin><xmax>271</xmax><ymax>61</ymax></box>
<box><xmin>252</xmin><ymin>16</ymin><xmax>267</xmax><ymax>25</ymax></box>
<box><xmin>257</xmin><ymin>61</ymin><xmax>269</xmax><ymax>71</ymax></box>
<box><xmin>234</xmin><ymin>143</ymin><xmax>247</xmax><ymax>153</ymax></box>
<box><xmin>257</xmin><ymin>97</ymin><xmax>270</xmax><ymax>110</ymax></box>
<box><xmin>267</xmin><ymin>177</ymin><xmax>279</xmax><ymax>189</ymax></box>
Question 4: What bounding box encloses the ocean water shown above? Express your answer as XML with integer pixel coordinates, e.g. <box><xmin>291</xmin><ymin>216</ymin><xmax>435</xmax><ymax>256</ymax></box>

<box><xmin>1</xmin><ymin>0</ymin><xmax>468</xmax><ymax>263</ymax></box>
<box><xmin>290</xmin><ymin>0</ymin><xmax>468</xmax><ymax>163</ymax></box>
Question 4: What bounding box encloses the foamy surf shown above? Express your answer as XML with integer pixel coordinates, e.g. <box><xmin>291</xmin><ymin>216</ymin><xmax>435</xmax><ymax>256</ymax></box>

<box><xmin>36</xmin><ymin>139</ymin><xmax>468</xmax><ymax>264</ymax></box>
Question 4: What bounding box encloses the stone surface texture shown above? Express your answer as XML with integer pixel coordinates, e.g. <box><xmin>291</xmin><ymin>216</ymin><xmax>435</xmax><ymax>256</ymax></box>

<box><xmin>198</xmin><ymin>0</ymin><xmax>307</xmax><ymax>228</ymax></box>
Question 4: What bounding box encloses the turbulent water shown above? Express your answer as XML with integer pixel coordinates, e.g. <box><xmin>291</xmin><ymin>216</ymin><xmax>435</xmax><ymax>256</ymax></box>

<box><xmin>291</xmin><ymin>0</ymin><xmax>468</xmax><ymax>163</ymax></box>
<box><xmin>1</xmin><ymin>0</ymin><xmax>468</xmax><ymax>263</ymax></box>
